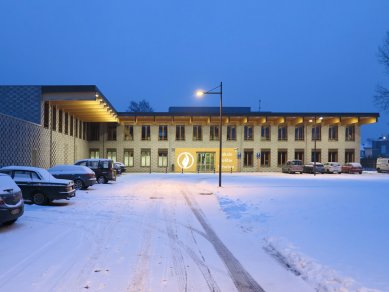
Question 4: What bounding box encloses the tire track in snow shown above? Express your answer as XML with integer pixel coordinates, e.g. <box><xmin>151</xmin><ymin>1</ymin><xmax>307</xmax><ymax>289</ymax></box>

<box><xmin>182</xmin><ymin>190</ymin><xmax>265</xmax><ymax>292</ymax></box>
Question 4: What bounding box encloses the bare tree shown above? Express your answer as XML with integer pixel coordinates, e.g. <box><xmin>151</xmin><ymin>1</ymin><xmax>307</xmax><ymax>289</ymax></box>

<box><xmin>127</xmin><ymin>99</ymin><xmax>153</xmax><ymax>112</ymax></box>
<box><xmin>375</xmin><ymin>32</ymin><xmax>389</xmax><ymax>113</ymax></box>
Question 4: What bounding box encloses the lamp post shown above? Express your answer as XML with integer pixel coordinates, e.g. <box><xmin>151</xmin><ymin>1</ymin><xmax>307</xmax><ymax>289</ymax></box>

<box><xmin>196</xmin><ymin>82</ymin><xmax>223</xmax><ymax>187</ymax></box>
<box><xmin>311</xmin><ymin>116</ymin><xmax>323</xmax><ymax>176</ymax></box>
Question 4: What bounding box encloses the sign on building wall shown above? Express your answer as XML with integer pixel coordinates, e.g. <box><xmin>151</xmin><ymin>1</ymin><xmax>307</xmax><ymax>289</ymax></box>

<box><xmin>175</xmin><ymin>148</ymin><xmax>237</xmax><ymax>172</ymax></box>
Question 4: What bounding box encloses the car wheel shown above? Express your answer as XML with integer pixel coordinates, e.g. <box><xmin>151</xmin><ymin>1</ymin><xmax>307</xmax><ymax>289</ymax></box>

<box><xmin>377</xmin><ymin>169</ymin><xmax>381</xmax><ymax>173</ymax></box>
<box><xmin>3</xmin><ymin>219</ymin><xmax>17</xmax><ymax>225</ymax></box>
<box><xmin>359</xmin><ymin>171</ymin><xmax>362</xmax><ymax>174</ymax></box>
<box><xmin>74</xmin><ymin>179</ymin><xmax>84</xmax><ymax>190</ymax></box>
<box><xmin>97</xmin><ymin>176</ymin><xmax>105</xmax><ymax>184</ymax></box>
<box><xmin>32</xmin><ymin>192</ymin><xmax>48</xmax><ymax>205</ymax></box>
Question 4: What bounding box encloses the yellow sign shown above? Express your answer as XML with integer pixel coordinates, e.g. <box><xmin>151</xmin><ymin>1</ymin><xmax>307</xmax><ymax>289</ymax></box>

<box><xmin>175</xmin><ymin>148</ymin><xmax>237</xmax><ymax>172</ymax></box>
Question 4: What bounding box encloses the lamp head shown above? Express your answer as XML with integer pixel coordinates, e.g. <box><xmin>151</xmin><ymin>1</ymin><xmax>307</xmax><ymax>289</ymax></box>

<box><xmin>196</xmin><ymin>90</ymin><xmax>205</xmax><ymax>98</ymax></box>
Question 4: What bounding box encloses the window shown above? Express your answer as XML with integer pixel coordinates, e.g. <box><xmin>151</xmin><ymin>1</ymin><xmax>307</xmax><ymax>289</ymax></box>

<box><xmin>79</xmin><ymin>120</ymin><xmax>82</xmax><ymax>139</ymax></box>
<box><xmin>345</xmin><ymin>149</ymin><xmax>355</xmax><ymax>163</ymax></box>
<box><xmin>311</xmin><ymin>150</ymin><xmax>321</xmax><ymax>162</ymax></box>
<box><xmin>70</xmin><ymin>116</ymin><xmax>74</xmax><ymax>136</ymax></box>
<box><xmin>193</xmin><ymin>125</ymin><xmax>202</xmax><ymax>141</ymax></box>
<box><xmin>124</xmin><ymin>149</ymin><xmax>134</xmax><ymax>167</ymax></box>
<box><xmin>107</xmin><ymin>123</ymin><xmax>117</xmax><ymax>141</ymax></box>
<box><xmin>89</xmin><ymin>149</ymin><xmax>100</xmax><ymax>159</ymax></box>
<box><xmin>88</xmin><ymin>123</ymin><xmax>100</xmax><ymax>141</ymax></box>
<box><xmin>64</xmin><ymin>113</ymin><xmax>69</xmax><ymax>135</ymax></box>
<box><xmin>124</xmin><ymin>125</ymin><xmax>133</xmax><ymax>141</ymax></box>
<box><xmin>158</xmin><ymin>149</ymin><xmax>168</xmax><ymax>167</ymax></box>
<box><xmin>176</xmin><ymin>125</ymin><xmax>185</xmax><ymax>141</ymax></box>
<box><xmin>329</xmin><ymin>125</ymin><xmax>338</xmax><ymax>141</ymax></box>
<box><xmin>51</xmin><ymin>106</ymin><xmax>56</xmax><ymax>131</ymax></box>
<box><xmin>243</xmin><ymin>149</ymin><xmax>254</xmax><ymax>167</ymax></box>
<box><xmin>278</xmin><ymin>125</ymin><xmax>287</xmax><ymax>141</ymax></box>
<box><xmin>295</xmin><ymin>125</ymin><xmax>304</xmax><ymax>141</ymax></box>
<box><xmin>44</xmin><ymin>102</ymin><xmax>49</xmax><ymax>128</ymax></box>
<box><xmin>261</xmin><ymin>125</ymin><xmax>271</xmax><ymax>141</ymax></box>
<box><xmin>83</xmin><ymin>122</ymin><xmax>87</xmax><ymax>140</ymax></box>
<box><xmin>261</xmin><ymin>150</ymin><xmax>271</xmax><ymax>167</ymax></box>
<box><xmin>312</xmin><ymin>125</ymin><xmax>321</xmax><ymax>141</ymax></box>
<box><xmin>345</xmin><ymin>125</ymin><xmax>355</xmax><ymax>141</ymax></box>
<box><xmin>58</xmin><ymin>110</ymin><xmax>63</xmax><ymax>133</ymax></box>
<box><xmin>14</xmin><ymin>170</ymin><xmax>32</xmax><ymax>180</ymax></box>
<box><xmin>244</xmin><ymin>126</ymin><xmax>254</xmax><ymax>141</ymax></box>
<box><xmin>210</xmin><ymin>125</ymin><xmax>219</xmax><ymax>141</ymax></box>
<box><xmin>141</xmin><ymin>149</ymin><xmax>151</xmax><ymax>167</ymax></box>
<box><xmin>106</xmin><ymin>149</ymin><xmax>117</xmax><ymax>162</ymax></box>
<box><xmin>277</xmin><ymin>150</ymin><xmax>287</xmax><ymax>166</ymax></box>
<box><xmin>227</xmin><ymin>125</ymin><xmax>236</xmax><ymax>141</ymax></box>
<box><xmin>75</xmin><ymin>119</ymin><xmax>78</xmax><ymax>138</ymax></box>
<box><xmin>328</xmin><ymin>150</ymin><xmax>338</xmax><ymax>162</ymax></box>
<box><xmin>159</xmin><ymin>125</ymin><xmax>168</xmax><ymax>141</ymax></box>
<box><xmin>295</xmin><ymin>150</ymin><xmax>304</xmax><ymax>161</ymax></box>
<box><xmin>141</xmin><ymin>125</ymin><xmax>151</xmax><ymax>140</ymax></box>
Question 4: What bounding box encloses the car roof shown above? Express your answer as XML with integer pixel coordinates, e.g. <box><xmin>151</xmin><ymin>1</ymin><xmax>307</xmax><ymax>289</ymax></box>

<box><xmin>48</xmin><ymin>165</ymin><xmax>93</xmax><ymax>172</ymax></box>
<box><xmin>75</xmin><ymin>159</ymin><xmax>112</xmax><ymax>163</ymax></box>
<box><xmin>0</xmin><ymin>165</ymin><xmax>45</xmax><ymax>172</ymax></box>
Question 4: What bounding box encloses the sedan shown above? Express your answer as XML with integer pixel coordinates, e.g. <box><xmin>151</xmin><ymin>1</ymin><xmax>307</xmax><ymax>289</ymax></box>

<box><xmin>0</xmin><ymin>166</ymin><xmax>76</xmax><ymax>205</ymax></box>
<box><xmin>323</xmin><ymin>162</ymin><xmax>342</xmax><ymax>174</ymax></box>
<box><xmin>48</xmin><ymin>165</ymin><xmax>96</xmax><ymax>190</ymax></box>
<box><xmin>341</xmin><ymin>163</ymin><xmax>363</xmax><ymax>174</ymax></box>
<box><xmin>303</xmin><ymin>162</ymin><xmax>325</xmax><ymax>174</ymax></box>
<box><xmin>0</xmin><ymin>174</ymin><xmax>24</xmax><ymax>226</ymax></box>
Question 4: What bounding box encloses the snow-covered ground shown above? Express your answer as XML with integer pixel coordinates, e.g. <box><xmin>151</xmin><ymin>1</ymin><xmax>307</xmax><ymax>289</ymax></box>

<box><xmin>1</xmin><ymin>172</ymin><xmax>388</xmax><ymax>291</ymax></box>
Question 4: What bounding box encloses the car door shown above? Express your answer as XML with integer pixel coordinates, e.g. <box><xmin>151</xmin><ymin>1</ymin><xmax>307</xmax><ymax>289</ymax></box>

<box><xmin>13</xmin><ymin>170</ymin><xmax>34</xmax><ymax>200</ymax></box>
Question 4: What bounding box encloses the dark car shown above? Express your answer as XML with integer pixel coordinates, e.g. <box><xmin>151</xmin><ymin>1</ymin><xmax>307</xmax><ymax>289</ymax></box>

<box><xmin>0</xmin><ymin>174</ymin><xmax>24</xmax><ymax>226</ymax></box>
<box><xmin>48</xmin><ymin>165</ymin><xmax>96</xmax><ymax>190</ymax></box>
<box><xmin>75</xmin><ymin>159</ymin><xmax>116</xmax><ymax>184</ymax></box>
<box><xmin>282</xmin><ymin>160</ymin><xmax>303</xmax><ymax>174</ymax></box>
<box><xmin>303</xmin><ymin>162</ymin><xmax>325</xmax><ymax>174</ymax></box>
<box><xmin>114</xmin><ymin>162</ymin><xmax>126</xmax><ymax>174</ymax></box>
<box><xmin>341</xmin><ymin>162</ymin><xmax>363</xmax><ymax>174</ymax></box>
<box><xmin>0</xmin><ymin>166</ymin><xmax>76</xmax><ymax>205</ymax></box>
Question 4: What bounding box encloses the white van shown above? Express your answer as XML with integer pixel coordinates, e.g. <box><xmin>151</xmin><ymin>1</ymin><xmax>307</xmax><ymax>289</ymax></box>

<box><xmin>376</xmin><ymin>157</ymin><xmax>389</xmax><ymax>173</ymax></box>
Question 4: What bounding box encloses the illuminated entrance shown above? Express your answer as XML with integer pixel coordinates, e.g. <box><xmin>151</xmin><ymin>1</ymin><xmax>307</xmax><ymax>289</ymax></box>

<box><xmin>197</xmin><ymin>152</ymin><xmax>215</xmax><ymax>172</ymax></box>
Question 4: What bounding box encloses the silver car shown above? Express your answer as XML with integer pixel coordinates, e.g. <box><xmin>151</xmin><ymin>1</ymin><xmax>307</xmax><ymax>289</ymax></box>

<box><xmin>323</xmin><ymin>162</ymin><xmax>342</xmax><ymax>174</ymax></box>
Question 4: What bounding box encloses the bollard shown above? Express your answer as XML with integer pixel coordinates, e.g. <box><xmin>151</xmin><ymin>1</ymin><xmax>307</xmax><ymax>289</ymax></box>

<box><xmin>213</xmin><ymin>168</ymin><xmax>215</xmax><ymax>174</ymax></box>
<box><xmin>181</xmin><ymin>168</ymin><xmax>183</xmax><ymax>174</ymax></box>
<box><xmin>230</xmin><ymin>167</ymin><xmax>232</xmax><ymax>173</ymax></box>
<box><xmin>197</xmin><ymin>166</ymin><xmax>199</xmax><ymax>174</ymax></box>
<box><xmin>165</xmin><ymin>166</ymin><xmax>167</xmax><ymax>173</ymax></box>
<box><xmin>149</xmin><ymin>166</ymin><xmax>151</xmax><ymax>174</ymax></box>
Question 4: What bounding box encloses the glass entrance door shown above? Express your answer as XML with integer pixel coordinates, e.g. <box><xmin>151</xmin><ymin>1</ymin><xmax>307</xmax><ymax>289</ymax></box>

<box><xmin>197</xmin><ymin>152</ymin><xmax>215</xmax><ymax>172</ymax></box>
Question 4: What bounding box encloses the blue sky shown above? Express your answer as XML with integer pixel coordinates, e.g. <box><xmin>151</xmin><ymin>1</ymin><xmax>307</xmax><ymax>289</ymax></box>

<box><xmin>1</xmin><ymin>0</ymin><xmax>389</xmax><ymax>141</ymax></box>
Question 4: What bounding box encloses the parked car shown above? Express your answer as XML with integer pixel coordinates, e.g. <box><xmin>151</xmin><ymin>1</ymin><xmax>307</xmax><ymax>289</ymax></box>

<box><xmin>323</xmin><ymin>162</ymin><xmax>342</xmax><ymax>174</ymax></box>
<box><xmin>376</xmin><ymin>157</ymin><xmax>389</xmax><ymax>173</ymax></box>
<box><xmin>341</xmin><ymin>162</ymin><xmax>363</xmax><ymax>174</ymax></box>
<box><xmin>48</xmin><ymin>165</ymin><xmax>96</xmax><ymax>190</ymax></box>
<box><xmin>282</xmin><ymin>160</ymin><xmax>303</xmax><ymax>174</ymax></box>
<box><xmin>114</xmin><ymin>162</ymin><xmax>126</xmax><ymax>174</ymax></box>
<box><xmin>75</xmin><ymin>159</ymin><xmax>116</xmax><ymax>184</ymax></box>
<box><xmin>0</xmin><ymin>174</ymin><xmax>24</xmax><ymax>226</ymax></box>
<box><xmin>303</xmin><ymin>162</ymin><xmax>325</xmax><ymax>174</ymax></box>
<box><xmin>0</xmin><ymin>166</ymin><xmax>76</xmax><ymax>205</ymax></box>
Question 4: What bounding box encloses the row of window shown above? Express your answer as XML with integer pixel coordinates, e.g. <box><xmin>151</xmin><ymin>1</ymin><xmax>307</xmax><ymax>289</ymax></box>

<box><xmin>109</xmin><ymin>124</ymin><xmax>357</xmax><ymax>142</ymax></box>
<box><xmin>89</xmin><ymin>148</ymin><xmax>356</xmax><ymax>168</ymax></box>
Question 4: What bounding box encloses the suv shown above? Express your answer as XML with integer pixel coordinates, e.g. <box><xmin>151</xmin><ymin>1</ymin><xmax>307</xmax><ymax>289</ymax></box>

<box><xmin>0</xmin><ymin>174</ymin><xmax>24</xmax><ymax>225</ymax></box>
<box><xmin>75</xmin><ymin>159</ymin><xmax>116</xmax><ymax>184</ymax></box>
<box><xmin>282</xmin><ymin>160</ymin><xmax>303</xmax><ymax>174</ymax></box>
<box><xmin>376</xmin><ymin>157</ymin><xmax>389</xmax><ymax>173</ymax></box>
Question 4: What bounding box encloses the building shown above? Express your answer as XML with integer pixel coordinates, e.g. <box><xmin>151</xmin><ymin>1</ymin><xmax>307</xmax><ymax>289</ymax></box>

<box><xmin>0</xmin><ymin>85</ymin><xmax>379</xmax><ymax>172</ymax></box>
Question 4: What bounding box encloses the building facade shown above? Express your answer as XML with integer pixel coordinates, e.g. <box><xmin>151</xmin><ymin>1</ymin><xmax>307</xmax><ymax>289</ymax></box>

<box><xmin>0</xmin><ymin>85</ymin><xmax>379</xmax><ymax>172</ymax></box>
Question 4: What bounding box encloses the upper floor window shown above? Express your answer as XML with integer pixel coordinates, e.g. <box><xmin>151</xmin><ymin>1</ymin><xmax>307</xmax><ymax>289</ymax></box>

<box><xmin>58</xmin><ymin>110</ymin><xmax>63</xmax><ymax>133</ymax></box>
<box><xmin>227</xmin><ymin>125</ymin><xmax>236</xmax><ymax>141</ymax></box>
<box><xmin>124</xmin><ymin>125</ymin><xmax>134</xmax><ymax>141</ymax></box>
<box><xmin>312</xmin><ymin>125</ymin><xmax>321</xmax><ymax>141</ymax></box>
<box><xmin>107</xmin><ymin>123</ymin><xmax>117</xmax><ymax>141</ymax></box>
<box><xmin>295</xmin><ymin>125</ymin><xmax>304</xmax><ymax>141</ymax></box>
<box><xmin>70</xmin><ymin>116</ymin><xmax>74</xmax><ymax>136</ymax></box>
<box><xmin>244</xmin><ymin>125</ymin><xmax>254</xmax><ymax>141</ymax></box>
<box><xmin>193</xmin><ymin>125</ymin><xmax>202</xmax><ymax>141</ymax></box>
<box><xmin>210</xmin><ymin>125</ymin><xmax>219</xmax><ymax>141</ymax></box>
<box><xmin>278</xmin><ymin>125</ymin><xmax>287</xmax><ymax>141</ymax></box>
<box><xmin>44</xmin><ymin>102</ymin><xmax>49</xmax><ymax>128</ymax></box>
<box><xmin>176</xmin><ymin>125</ymin><xmax>185</xmax><ymax>141</ymax></box>
<box><xmin>159</xmin><ymin>125</ymin><xmax>168</xmax><ymax>141</ymax></box>
<box><xmin>329</xmin><ymin>125</ymin><xmax>338</xmax><ymax>141</ymax></box>
<box><xmin>141</xmin><ymin>125</ymin><xmax>151</xmax><ymax>140</ymax></box>
<box><xmin>88</xmin><ymin>123</ymin><xmax>100</xmax><ymax>141</ymax></box>
<box><xmin>51</xmin><ymin>106</ymin><xmax>56</xmax><ymax>131</ymax></box>
<box><xmin>345</xmin><ymin>125</ymin><xmax>355</xmax><ymax>141</ymax></box>
<box><xmin>261</xmin><ymin>125</ymin><xmax>271</xmax><ymax>141</ymax></box>
<box><xmin>64</xmin><ymin>113</ymin><xmax>69</xmax><ymax>135</ymax></box>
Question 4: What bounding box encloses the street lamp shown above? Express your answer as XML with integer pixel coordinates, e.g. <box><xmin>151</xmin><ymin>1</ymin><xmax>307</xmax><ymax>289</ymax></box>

<box><xmin>196</xmin><ymin>82</ymin><xmax>223</xmax><ymax>187</ymax></box>
<box><xmin>311</xmin><ymin>116</ymin><xmax>323</xmax><ymax>176</ymax></box>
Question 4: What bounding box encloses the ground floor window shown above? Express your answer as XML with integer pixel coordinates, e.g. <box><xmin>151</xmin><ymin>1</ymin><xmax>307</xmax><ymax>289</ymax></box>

<box><xmin>278</xmin><ymin>150</ymin><xmax>287</xmax><ymax>166</ymax></box>
<box><xmin>124</xmin><ymin>149</ymin><xmax>134</xmax><ymax>167</ymax></box>
<box><xmin>345</xmin><ymin>149</ymin><xmax>355</xmax><ymax>163</ymax></box>
<box><xmin>295</xmin><ymin>149</ymin><xmax>304</xmax><ymax>161</ymax></box>
<box><xmin>158</xmin><ymin>149</ymin><xmax>168</xmax><ymax>167</ymax></box>
<box><xmin>243</xmin><ymin>149</ymin><xmax>254</xmax><ymax>167</ymax></box>
<box><xmin>141</xmin><ymin>149</ymin><xmax>151</xmax><ymax>167</ymax></box>
<box><xmin>106</xmin><ymin>149</ymin><xmax>117</xmax><ymax>162</ymax></box>
<box><xmin>311</xmin><ymin>149</ymin><xmax>321</xmax><ymax>163</ymax></box>
<box><xmin>90</xmin><ymin>149</ymin><xmax>100</xmax><ymax>159</ymax></box>
<box><xmin>261</xmin><ymin>150</ymin><xmax>270</xmax><ymax>167</ymax></box>
<box><xmin>328</xmin><ymin>149</ymin><xmax>338</xmax><ymax>162</ymax></box>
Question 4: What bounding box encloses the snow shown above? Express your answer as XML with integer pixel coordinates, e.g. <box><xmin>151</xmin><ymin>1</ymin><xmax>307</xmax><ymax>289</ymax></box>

<box><xmin>0</xmin><ymin>172</ymin><xmax>388</xmax><ymax>291</ymax></box>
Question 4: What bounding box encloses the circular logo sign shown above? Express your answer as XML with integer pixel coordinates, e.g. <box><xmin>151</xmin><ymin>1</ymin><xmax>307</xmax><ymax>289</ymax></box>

<box><xmin>177</xmin><ymin>152</ymin><xmax>195</xmax><ymax>169</ymax></box>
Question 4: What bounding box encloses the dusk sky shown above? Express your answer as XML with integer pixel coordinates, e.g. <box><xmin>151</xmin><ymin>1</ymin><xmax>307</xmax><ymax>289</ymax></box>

<box><xmin>1</xmin><ymin>0</ymin><xmax>389</xmax><ymax>141</ymax></box>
